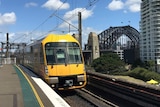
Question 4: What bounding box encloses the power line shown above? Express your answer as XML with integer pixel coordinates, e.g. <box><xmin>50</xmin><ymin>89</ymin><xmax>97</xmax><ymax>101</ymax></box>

<box><xmin>30</xmin><ymin>0</ymin><xmax>68</xmax><ymax>34</ymax></box>
<box><xmin>48</xmin><ymin>0</ymin><xmax>100</xmax><ymax>33</ymax></box>
<box><xmin>13</xmin><ymin>0</ymin><xmax>100</xmax><ymax>43</ymax></box>
<box><xmin>33</xmin><ymin>0</ymin><xmax>100</xmax><ymax>36</ymax></box>
<box><xmin>13</xmin><ymin>0</ymin><xmax>68</xmax><ymax>42</ymax></box>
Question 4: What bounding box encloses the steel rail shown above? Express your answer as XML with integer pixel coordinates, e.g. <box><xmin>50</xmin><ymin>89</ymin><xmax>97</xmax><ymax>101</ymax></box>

<box><xmin>75</xmin><ymin>88</ymin><xmax>118</xmax><ymax>107</ymax></box>
<box><xmin>87</xmin><ymin>71</ymin><xmax>160</xmax><ymax>107</ymax></box>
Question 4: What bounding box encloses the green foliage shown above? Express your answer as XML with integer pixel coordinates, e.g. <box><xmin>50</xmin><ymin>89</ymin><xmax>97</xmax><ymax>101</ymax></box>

<box><xmin>91</xmin><ymin>53</ymin><xmax>125</xmax><ymax>74</ymax></box>
<box><xmin>124</xmin><ymin>67</ymin><xmax>160</xmax><ymax>82</ymax></box>
<box><xmin>144</xmin><ymin>60</ymin><xmax>155</xmax><ymax>71</ymax></box>
<box><xmin>91</xmin><ymin>52</ymin><xmax>160</xmax><ymax>82</ymax></box>
<box><xmin>132</xmin><ymin>59</ymin><xmax>144</xmax><ymax>68</ymax></box>
<box><xmin>132</xmin><ymin>59</ymin><xmax>155</xmax><ymax>71</ymax></box>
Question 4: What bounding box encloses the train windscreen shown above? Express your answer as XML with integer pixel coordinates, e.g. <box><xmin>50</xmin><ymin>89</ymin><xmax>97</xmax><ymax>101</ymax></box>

<box><xmin>45</xmin><ymin>42</ymin><xmax>82</xmax><ymax>65</ymax></box>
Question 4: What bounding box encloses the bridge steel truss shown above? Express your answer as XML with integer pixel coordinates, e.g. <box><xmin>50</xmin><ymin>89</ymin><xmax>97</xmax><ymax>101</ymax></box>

<box><xmin>98</xmin><ymin>26</ymin><xmax>140</xmax><ymax>50</ymax></box>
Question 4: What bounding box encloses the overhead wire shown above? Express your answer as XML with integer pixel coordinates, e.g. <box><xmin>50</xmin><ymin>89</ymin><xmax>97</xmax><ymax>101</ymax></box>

<box><xmin>46</xmin><ymin>0</ymin><xmax>100</xmax><ymax>39</ymax></box>
<box><xmin>13</xmin><ymin>0</ymin><xmax>68</xmax><ymax>43</ymax></box>
<box><xmin>30</xmin><ymin>0</ymin><xmax>68</xmax><ymax>34</ymax></box>
<box><xmin>47</xmin><ymin>0</ymin><xmax>99</xmax><ymax>33</ymax></box>
<box><xmin>14</xmin><ymin>0</ymin><xmax>100</xmax><ymax>43</ymax></box>
<box><xmin>36</xmin><ymin>0</ymin><xmax>99</xmax><ymax>36</ymax></box>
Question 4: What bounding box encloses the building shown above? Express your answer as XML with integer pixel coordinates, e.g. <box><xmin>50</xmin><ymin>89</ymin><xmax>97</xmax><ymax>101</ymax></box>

<box><xmin>140</xmin><ymin>0</ymin><xmax>160</xmax><ymax>72</ymax></box>
<box><xmin>114</xmin><ymin>46</ymin><xmax>124</xmax><ymax>60</ymax></box>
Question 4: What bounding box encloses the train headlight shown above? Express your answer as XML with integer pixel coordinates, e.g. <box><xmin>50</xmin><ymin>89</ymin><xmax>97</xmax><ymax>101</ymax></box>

<box><xmin>50</xmin><ymin>77</ymin><xmax>59</xmax><ymax>84</ymax></box>
<box><xmin>51</xmin><ymin>84</ymin><xmax>55</xmax><ymax>87</ymax></box>
<box><xmin>77</xmin><ymin>75</ymin><xmax>85</xmax><ymax>82</ymax></box>
<box><xmin>79</xmin><ymin>82</ymin><xmax>83</xmax><ymax>85</ymax></box>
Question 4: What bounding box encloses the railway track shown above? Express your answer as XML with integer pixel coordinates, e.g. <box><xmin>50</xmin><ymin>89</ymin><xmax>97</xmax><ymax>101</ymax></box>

<box><xmin>57</xmin><ymin>88</ymin><xmax>118</xmax><ymax>107</ymax></box>
<box><xmin>20</xmin><ymin>65</ymin><xmax>118</xmax><ymax>107</ymax></box>
<box><xmin>76</xmin><ymin>88</ymin><xmax>118</xmax><ymax>107</ymax></box>
<box><xmin>19</xmin><ymin>65</ymin><xmax>160</xmax><ymax>107</ymax></box>
<box><xmin>86</xmin><ymin>71</ymin><xmax>160</xmax><ymax>107</ymax></box>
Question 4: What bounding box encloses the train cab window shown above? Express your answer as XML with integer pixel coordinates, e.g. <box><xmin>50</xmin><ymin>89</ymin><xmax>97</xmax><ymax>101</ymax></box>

<box><xmin>46</xmin><ymin>49</ymin><xmax>55</xmax><ymax>64</ymax></box>
<box><xmin>68</xmin><ymin>48</ymin><xmax>82</xmax><ymax>63</ymax></box>
<box><xmin>45</xmin><ymin>42</ymin><xmax>82</xmax><ymax>65</ymax></box>
<box><xmin>56</xmin><ymin>49</ymin><xmax>66</xmax><ymax>64</ymax></box>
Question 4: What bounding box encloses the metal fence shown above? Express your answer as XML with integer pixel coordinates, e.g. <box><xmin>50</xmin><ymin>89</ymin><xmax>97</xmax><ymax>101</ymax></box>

<box><xmin>0</xmin><ymin>57</ymin><xmax>16</xmax><ymax>64</ymax></box>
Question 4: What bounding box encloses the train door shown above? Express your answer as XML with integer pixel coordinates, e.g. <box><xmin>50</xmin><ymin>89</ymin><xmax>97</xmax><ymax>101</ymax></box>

<box><xmin>55</xmin><ymin>48</ymin><xmax>70</xmax><ymax>75</ymax></box>
<box><xmin>45</xmin><ymin>46</ymin><xmax>70</xmax><ymax>76</ymax></box>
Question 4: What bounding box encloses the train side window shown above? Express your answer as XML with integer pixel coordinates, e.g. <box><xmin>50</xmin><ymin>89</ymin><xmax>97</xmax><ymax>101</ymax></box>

<box><xmin>30</xmin><ymin>46</ymin><xmax>33</xmax><ymax>53</ymax></box>
<box><xmin>40</xmin><ymin>45</ymin><xmax>44</xmax><ymax>63</ymax></box>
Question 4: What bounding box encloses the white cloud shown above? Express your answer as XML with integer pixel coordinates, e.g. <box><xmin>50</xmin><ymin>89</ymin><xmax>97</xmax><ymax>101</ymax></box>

<box><xmin>64</xmin><ymin>8</ymin><xmax>93</xmax><ymax>21</ymax></box>
<box><xmin>83</xmin><ymin>27</ymin><xmax>100</xmax><ymax>41</ymax></box>
<box><xmin>0</xmin><ymin>12</ymin><xmax>16</xmax><ymax>25</ymax></box>
<box><xmin>42</xmin><ymin>0</ymin><xmax>70</xmax><ymax>10</ymax></box>
<box><xmin>128</xmin><ymin>3</ymin><xmax>140</xmax><ymax>12</ymax></box>
<box><xmin>68</xmin><ymin>27</ymin><xmax>102</xmax><ymax>49</ymax></box>
<box><xmin>59</xmin><ymin>20</ymin><xmax>74</xmax><ymax>30</ymax></box>
<box><xmin>107</xmin><ymin>0</ymin><xmax>141</xmax><ymax>12</ymax></box>
<box><xmin>9</xmin><ymin>31</ymin><xmax>44</xmax><ymax>43</ymax></box>
<box><xmin>125</xmin><ymin>0</ymin><xmax>141</xmax><ymax>12</ymax></box>
<box><xmin>125</xmin><ymin>0</ymin><xmax>141</xmax><ymax>5</ymax></box>
<box><xmin>55</xmin><ymin>8</ymin><xmax>94</xmax><ymax>46</ymax></box>
<box><xmin>9</xmin><ymin>33</ymin><xmax>15</xmax><ymax>40</ymax></box>
<box><xmin>25</xmin><ymin>2</ymin><xmax>38</xmax><ymax>8</ymax></box>
<box><xmin>108</xmin><ymin>0</ymin><xmax>124</xmax><ymax>10</ymax></box>
<box><xmin>59</xmin><ymin>8</ymin><xmax>93</xmax><ymax>29</ymax></box>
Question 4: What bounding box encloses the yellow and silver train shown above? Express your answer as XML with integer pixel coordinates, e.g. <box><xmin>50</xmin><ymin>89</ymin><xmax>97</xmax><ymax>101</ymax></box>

<box><xmin>17</xmin><ymin>34</ymin><xmax>87</xmax><ymax>90</ymax></box>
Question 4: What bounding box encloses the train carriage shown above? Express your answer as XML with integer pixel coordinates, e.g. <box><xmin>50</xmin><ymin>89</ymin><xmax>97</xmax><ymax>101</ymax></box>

<box><xmin>17</xmin><ymin>34</ymin><xmax>87</xmax><ymax>90</ymax></box>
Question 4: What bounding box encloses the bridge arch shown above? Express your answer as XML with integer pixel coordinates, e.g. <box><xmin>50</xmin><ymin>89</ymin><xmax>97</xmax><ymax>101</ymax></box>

<box><xmin>98</xmin><ymin>25</ymin><xmax>140</xmax><ymax>49</ymax></box>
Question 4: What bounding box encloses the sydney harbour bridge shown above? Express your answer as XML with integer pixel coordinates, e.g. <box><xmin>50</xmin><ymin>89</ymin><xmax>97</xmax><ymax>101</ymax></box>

<box><xmin>0</xmin><ymin>25</ymin><xmax>140</xmax><ymax>65</ymax></box>
<box><xmin>83</xmin><ymin>25</ymin><xmax>140</xmax><ymax>65</ymax></box>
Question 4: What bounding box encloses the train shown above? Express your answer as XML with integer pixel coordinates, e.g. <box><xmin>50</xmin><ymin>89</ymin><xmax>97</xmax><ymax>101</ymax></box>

<box><xmin>16</xmin><ymin>34</ymin><xmax>87</xmax><ymax>90</ymax></box>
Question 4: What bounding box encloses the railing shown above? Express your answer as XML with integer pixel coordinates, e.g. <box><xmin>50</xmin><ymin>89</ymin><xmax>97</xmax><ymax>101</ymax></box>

<box><xmin>0</xmin><ymin>57</ymin><xmax>16</xmax><ymax>64</ymax></box>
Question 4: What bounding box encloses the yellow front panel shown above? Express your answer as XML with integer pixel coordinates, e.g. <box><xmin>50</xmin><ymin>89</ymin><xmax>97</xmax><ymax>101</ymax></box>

<box><xmin>70</xmin><ymin>64</ymin><xmax>84</xmax><ymax>75</ymax></box>
<box><xmin>47</xmin><ymin>64</ymin><xmax>84</xmax><ymax>76</ymax></box>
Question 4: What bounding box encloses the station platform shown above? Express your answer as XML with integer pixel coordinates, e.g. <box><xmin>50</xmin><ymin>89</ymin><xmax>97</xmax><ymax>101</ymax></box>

<box><xmin>0</xmin><ymin>64</ymin><xmax>70</xmax><ymax>107</ymax></box>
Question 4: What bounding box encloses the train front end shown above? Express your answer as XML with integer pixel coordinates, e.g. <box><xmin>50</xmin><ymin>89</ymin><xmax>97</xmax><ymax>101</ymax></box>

<box><xmin>42</xmin><ymin>34</ymin><xmax>87</xmax><ymax>90</ymax></box>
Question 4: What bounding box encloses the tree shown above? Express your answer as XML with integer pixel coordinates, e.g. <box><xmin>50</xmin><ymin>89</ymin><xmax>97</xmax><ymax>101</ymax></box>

<box><xmin>132</xmin><ymin>58</ymin><xmax>144</xmax><ymax>68</ymax></box>
<box><xmin>145</xmin><ymin>60</ymin><xmax>155</xmax><ymax>71</ymax></box>
<box><xmin>91</xmin><ymin>53</ymin><xmax>125</xmax><ymax>74</ymax></box>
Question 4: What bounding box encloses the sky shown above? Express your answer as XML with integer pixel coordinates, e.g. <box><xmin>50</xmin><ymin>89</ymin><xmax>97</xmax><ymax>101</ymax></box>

<box><xmin>0</xmin><ymin>0</ymin><xmax>141</xmax><ymax>49</ymax></box>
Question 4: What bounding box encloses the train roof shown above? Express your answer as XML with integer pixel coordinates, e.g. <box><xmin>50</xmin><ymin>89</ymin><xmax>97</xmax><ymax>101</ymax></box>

<box><xmin>26</xmin><ymin>33</ymin><xmax>79</xmax><ymax>46</ymax></box>
<box><xmin>42</xmin><ymin>34</ymin><xmax>78</xmax><ymax>43</ymax></box>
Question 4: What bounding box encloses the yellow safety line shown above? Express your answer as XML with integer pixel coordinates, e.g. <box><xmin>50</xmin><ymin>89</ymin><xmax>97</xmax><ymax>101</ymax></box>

<box><xmin>15</xmin><ymin>65</ymin><xmax>44</xmax><ymax>107</ymax></box>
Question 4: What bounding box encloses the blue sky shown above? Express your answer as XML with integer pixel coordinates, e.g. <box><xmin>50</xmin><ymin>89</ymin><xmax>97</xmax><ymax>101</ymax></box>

<box><xmin>0</xmin><ymin>0</ymin><xmax>141</xmax><ymax>48</ymax></box>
